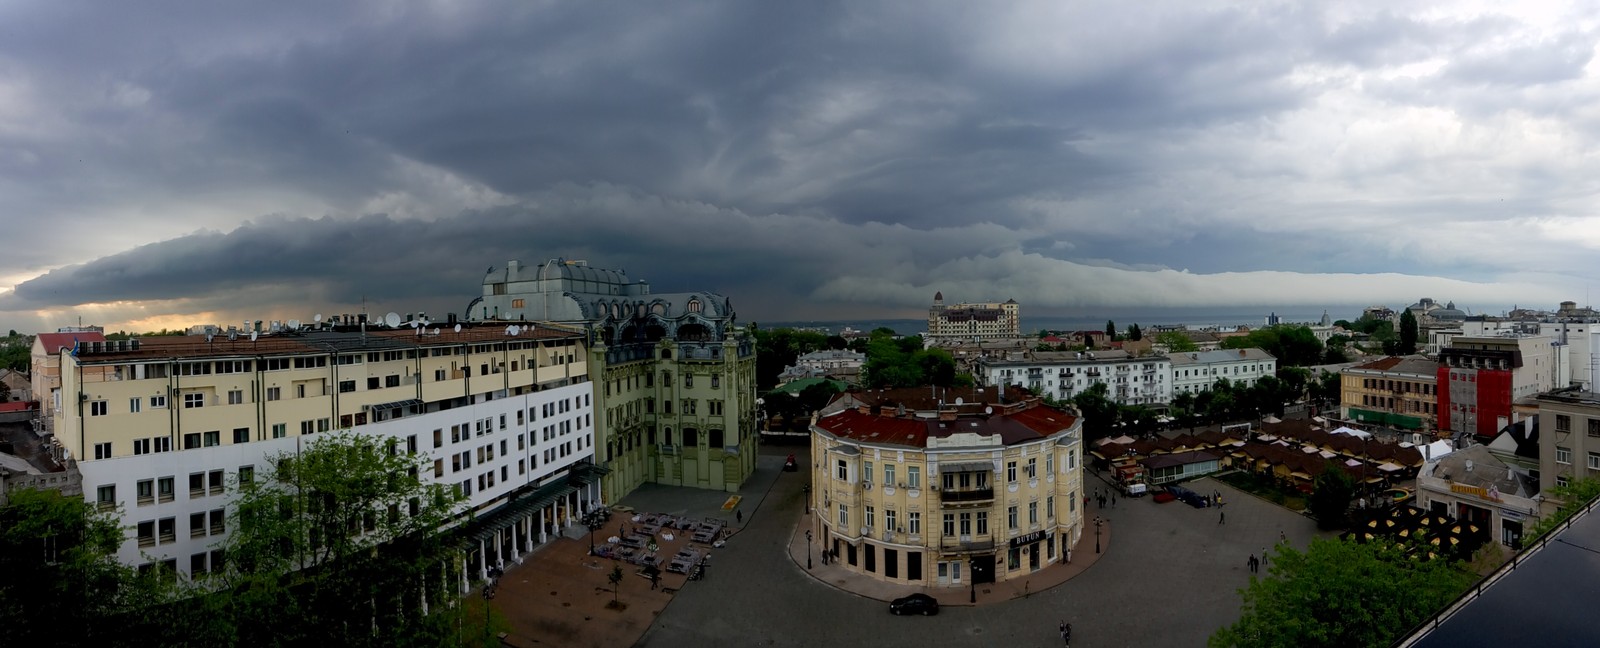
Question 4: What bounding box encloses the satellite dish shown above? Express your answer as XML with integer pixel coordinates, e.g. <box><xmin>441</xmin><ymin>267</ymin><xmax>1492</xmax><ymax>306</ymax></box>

<box><xmin>454</xmin><ymin>324</ymin><xmax>462</xmax><ymax>334</ymax></box>
<box><xmin>384</xmin><ymin>312</ymin><xmax>401</xmax><ymax>328</ymax></box>
<box><xmin>955</xmin><ymin>397</ymin><xmax>964</xmax><ymax>406</ymax></box>
<box><xmin>288</xmin><ymin>319</ymin><xmax>300</xmax><ymax>329</ymax></box>
<box><xmin>509</xmin><ymin>325</ymin><xmax>521</xmax><ymax>336</ymax></box>
<box><xmin>250</xmin><ymin>330</ymin><xmax>258</xmax><ymax>342</ymax></box>
<box><xmin>985</xmin><ymin>406</ymin><xmax>994</xmax><ymax>414</ymax></box>
<box><xmin>313</xmin><ymin>313</ymin><xmax>323</xmax><ymax>323</ymax></box>
<box><xmin>410</xmin><ymin>320</ymin><xmax>420</xmax><ymax>329</ymax></box>
<box><xmin>205</xmin><ymin>333</ymin><xmax>214</xmax><ymax>343</ymax></box>
<box><xmin>505</xmin><ymin>325</ymin><xmax>514</xmax><ymax>336</ymax></box>
<box><xmin>228</xmin><ymin>330</ymin><xmax>238</xmax><ymax>341</ymax></box>
<box><xmin>416</xmin><ymin>326</ymin><xmax>423</xmax><ymax>336</ymax></box>
<box><xmin>420</xmin><ymin>318</ymin><xmax>429</xmax><ymax>327</ymax></box>
<box><xmin>432</xmin><ymin>328</ymin><xmax>441</xmax><ymax>335</ymax></box>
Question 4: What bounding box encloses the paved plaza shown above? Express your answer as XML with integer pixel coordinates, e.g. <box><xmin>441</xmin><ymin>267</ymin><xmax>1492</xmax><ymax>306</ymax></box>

<box><xmin>493</xmin><ymin>444</ymin><xmax>1334</xmax><ymax>647</ymax></box>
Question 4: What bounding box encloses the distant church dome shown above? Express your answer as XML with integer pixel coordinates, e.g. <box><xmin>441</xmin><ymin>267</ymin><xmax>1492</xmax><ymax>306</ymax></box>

<box><xmin>934</xmin><ymin>291</ymin><xmax>943</xmax><ymax>301</ymax></box>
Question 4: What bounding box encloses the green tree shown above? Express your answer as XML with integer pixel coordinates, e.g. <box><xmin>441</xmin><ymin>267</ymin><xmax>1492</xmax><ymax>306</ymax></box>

<box><xmin>217</xmin><ymin>432</ymin><xmax>467</xmax><ymax>646</ymax></box>
<box><xmin>608</xmin><ymin>565</ymin><xmax>624</xmax><ymax>605</ymax></box>
<box><xmin>1126</xmin><ymin>324</ymin><xmax>1143</xmax><ymax>341</ymax></box>
<box><xmin>1071</xmin><ymin>383</ymin><xmax>1120</xmax><ymax>438</ymax></box>
<box><xmin>1156</xmin><ymin>331</ymin><xmax>1197</xmax><ymax>352</ymax></box>
<box><xmin>1525</xmin><ymin>477</ymin><xmax>1600</xmax><ymax>543</ymax></box>
<box><xmin>0</xmin><ymin>488</ymin><xmax>174</xmax><ymax>647</ymax></box>
<box><xmin>1105</xmin><ymin>320</ymin><xmax>1117</xmax><ymax>340</ymax></box>
<box><xmin>1398</xmin><ymin>310</ymin><xmax>1418</xmax><ymax>355</ymax></box>
<box><xmin>1210</xmin><ymin>536</ymin><xmax>1475</xmax><ymax>648</ymax></box>
<box><xmin>1277</xmin><ymin>367</ymin><xmax>1310</xmax><ymax>401</ymax></box>
<box><xmin>1308</xmin><ymin>463</ymin><xmax>1358</xmax><ymax>530</ymax></box>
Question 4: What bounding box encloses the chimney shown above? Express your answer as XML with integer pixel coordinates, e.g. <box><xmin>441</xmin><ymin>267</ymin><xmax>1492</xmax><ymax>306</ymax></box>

<box><xmin>1240</xmin><ymin>349</ymin><xmax>1247</xmax><ymax>357</ymax></box>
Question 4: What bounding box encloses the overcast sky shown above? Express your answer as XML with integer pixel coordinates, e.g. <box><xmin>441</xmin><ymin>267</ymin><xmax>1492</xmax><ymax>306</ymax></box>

<box><xmin>2</xmin><ymin>1</ymin><xmax>1598</xmax><ymax>334</ymax></box>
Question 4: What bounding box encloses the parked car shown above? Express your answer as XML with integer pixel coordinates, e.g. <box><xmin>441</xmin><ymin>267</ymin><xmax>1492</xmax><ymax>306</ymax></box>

<box><xmin>1124</xmin><ymin>482</ymin><xmax>1148</xmax><ymax>497</ymax></box>
<box><xmin>889</xmin><ymin>593</ymin><xmax>940</xmax><ymax>616</ymax></box>
<box><xmin>1165</xmin><ymin>485</ymin><xmax>1208</xmax><ymax>508</ymax></box>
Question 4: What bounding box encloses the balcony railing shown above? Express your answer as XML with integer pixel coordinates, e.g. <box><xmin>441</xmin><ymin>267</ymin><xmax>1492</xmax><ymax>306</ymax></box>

<box><xmin>939</xmin><ymin>537</ymin><xmax>996</xmax><ymax>552</ymax></box>
<box><xmin>940</xmin><ymin>487</ymin><xmax>994</xmax><ymax>503</ymax></box>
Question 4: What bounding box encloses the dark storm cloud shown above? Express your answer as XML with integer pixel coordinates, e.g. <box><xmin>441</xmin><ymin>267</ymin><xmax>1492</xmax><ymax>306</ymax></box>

<box><xmin>1</xmin><ymin>1</ymin><xmax>1596</xmax><ymax>332</ymax></box>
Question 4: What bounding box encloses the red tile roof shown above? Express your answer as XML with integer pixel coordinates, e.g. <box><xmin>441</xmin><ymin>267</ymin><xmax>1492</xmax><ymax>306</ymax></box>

<box><xmin>1354</xmin><ymin>356</ymin><xmax>1405</xmax><ymax>371</ymax></box>
<box><xmin>35</xmin><ymin>331</ymin><xmax>105</xmax><ymax>353</ymax></box>
<box><xmin>814</xmin><ymin>404</ymin><xmax>1078</xmax><ymax>448</ymax></box>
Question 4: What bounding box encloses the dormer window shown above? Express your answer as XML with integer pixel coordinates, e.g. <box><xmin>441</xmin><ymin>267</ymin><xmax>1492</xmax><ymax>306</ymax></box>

<box><xmin>688</xmin><ymin>298</ymin><xmax>702</xmax><ymax>314</ymax></box>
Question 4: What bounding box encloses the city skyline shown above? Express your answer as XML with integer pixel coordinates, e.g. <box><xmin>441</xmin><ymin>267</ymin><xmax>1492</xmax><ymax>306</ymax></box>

<box><xmin>2</xmin><ymin>2</ymin><xmax>1598</xmax><ymax>334</ymax></box>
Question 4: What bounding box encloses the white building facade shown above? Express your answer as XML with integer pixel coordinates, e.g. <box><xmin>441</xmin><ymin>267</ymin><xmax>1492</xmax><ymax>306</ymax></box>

<box><xmin>1169</xmin><ymin>348</ymin><xmax>1278</xmax><ymax>395</ymax></box>
<box><xmin>977</xmin><ymin>350</ymin><xmax>1172</xmax><ymax>405</ymax></box>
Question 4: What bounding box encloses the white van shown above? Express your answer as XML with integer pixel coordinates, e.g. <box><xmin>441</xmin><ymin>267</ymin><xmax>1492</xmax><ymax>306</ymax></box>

<box><xmin>1124</xmin><ymin>482</ymin><xmax>1148</xmax><ymax>497</ymax></box>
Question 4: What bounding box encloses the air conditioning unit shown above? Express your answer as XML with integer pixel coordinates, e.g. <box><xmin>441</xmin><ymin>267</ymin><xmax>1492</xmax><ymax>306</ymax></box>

<box><xmin>862</xmin><ymin>482</ymin><xmax>872</xmax><ymax>490</ymax></box>
<box><xmin>931</xmin><ymin>485</ymin><xmax>940</xmax><ymax>492</ymax></box>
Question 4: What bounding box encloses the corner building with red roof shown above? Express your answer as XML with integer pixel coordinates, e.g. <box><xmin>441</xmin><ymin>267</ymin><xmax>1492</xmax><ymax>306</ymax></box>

<box><xmin>809</xmin><ymin>387</ymin><xmax>1084</xmax><ymax>587</ymax></box>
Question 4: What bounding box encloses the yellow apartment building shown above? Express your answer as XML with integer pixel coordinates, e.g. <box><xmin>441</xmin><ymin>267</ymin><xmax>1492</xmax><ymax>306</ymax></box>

<box><xmin>55</xmin><ymin>324</ymin><xmax>600</xmax><ymax>582</ymax></box>
<box><xmin>809</xmin><ymin>391</ymin><xmax>1084</xmax><ymax>588</ymax></box>
<box><xmin>1340</xmin><ymin>355</ymin><xmax>1441</xmax><ymax>433</ymax></box>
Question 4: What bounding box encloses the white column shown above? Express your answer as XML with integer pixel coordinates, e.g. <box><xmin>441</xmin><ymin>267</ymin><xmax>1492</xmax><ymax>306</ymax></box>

<box><xmin>460</xmin><ymin>556</ymin><xmax>470</xmax><ymax>594</ymax></box>
<box><xmin>478</xmin><ymin>539</ymin><xmax>489</xmax><ymax>582</ymax></box>
<box><xmin>512</xmin><ymin>517</ymin><xmax>523</xmax><ymax>561</ymax></box>
<box><xmin>539</xmin><ymin>505</ymin><xmax>549</xmax><ymax>544</ymax></box>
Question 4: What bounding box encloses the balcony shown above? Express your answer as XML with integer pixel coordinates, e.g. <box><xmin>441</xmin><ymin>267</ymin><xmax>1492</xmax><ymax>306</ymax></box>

<box><xmin>939</xmin><ymin>537</ymin><xmax>996</xmax><ymax>553</ymax></box>
<box><xmin>940</xmin><ymin>487</ymin><xmax>994</xmax><ymax>504</ymax></box>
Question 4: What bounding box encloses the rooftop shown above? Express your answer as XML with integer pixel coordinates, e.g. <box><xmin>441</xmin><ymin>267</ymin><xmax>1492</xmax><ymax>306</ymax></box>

<box><xmin>65</xmin><ymin>324</ymin><xmax>583</xmax><ymax>363</ymax></box>
<box><xmin>814</xmin><ymin>404</ymin><xmax>1078</xmax><ymax>449</ymax></box>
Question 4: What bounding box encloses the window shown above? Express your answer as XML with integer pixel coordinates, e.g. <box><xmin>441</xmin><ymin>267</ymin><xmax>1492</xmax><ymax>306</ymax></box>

<box><xmin>1590</xmin><ymin>452</ymin><xmax>1600</xmax><ymax>471</ymax></box>
<box><xmin>97</xmin><ymin>484</ymin><xmax>117</xmax><ymax>510</ymax></box>
<box><xmin>907</xmin><ymin>466</ymin><xmax>921</xmax><ymax>489</ymax></box>
<box><xmin>1026</xmin><ymin>458</ymin><xmax>1037</xmax><ymax>479</ymax></box>
<box><xmin>138</xmin><ymin>521</ymin><xmax>156</xmax><ymax>548</ymax></box>
<box><xmin>1558</xmin><ymin>446</ymin><xmax>1572</xmax><ymax>465</ymax></box>
<box><xmin>150</xmin><ymin>395</ymin><xmax>167</xmax><ymax>409</ymax></box>
<box><xmin>1558</xmin><ymin>475</ymin><xmax>1571</xmax><ymax>488</ymax></box>
<box><xmin>959</xmin><ymin>512</ymin><xmax>972</xmax><ymax>535</ymax></box>
<box><xmin>135</xmin><ymin>481</ymin><xmax>152</xmax><ymax>505</ymax></box>
<box><xmin>208</xmin><ymin>470</ymin><xmax>223</xmax><ymax>495</ymax></box>
<box><xmin>227</xmin><ymin>390</ymin><xmax>243</xmax><ymax>405</ymax></box>
<box><xmin>157</xmin><ymin>477</ymin><xmax>174</xmax><ymax>502</ymax></box>
<box><xmin>89</xmin><ymin>400</ymin><xmax>107</xmax><ymax>416</ymax></box>
<box><xmin>239</xmin><ymin>466</ymin><xmax>254</xmax><ymax>486</ymax></box>
<box><xmin>1047</xmin><ymin>496</ymin><xmax>1055</xmax><ymax>519</ymax></box>
<box><xmin>302</xmin><ymin>420</ymin><xmax>314</xmax><ymax>435</ymax></box>
<box><xmin>886</xmin><ymin>509</ymin><xmax>897</xmax><ymax>533</ymax></box>
<box><xmin>1007</xmin><ymin>461</ymin><xmax>1018</xmax><ymax>483</ymax></box>
<box><xmin>1046</xmin><ymin>454</ymin><xmax>1054</xmax><ymax>476</ymax></box>
<box><xmin>158</xmin><ymin>518</ymin><xmax>175</xmax><ymax>544</ymax></box>
<box><xmin>836</xmin><ymin>459</ymin><xmax>849</xmax><ymax>481</ymax></box>
<box><xmin>190</xmin><ymin>512</ymin><xmax>207</xmax><ymax>538</ymax></box>
<box><xmin>511</xmin><ymin>298</ymin><xmax>525</xmax><ymax>308</ymax></box>
<box><xmin>272</xmin><ymin>424</ymin><xmax>286</xmax><ymax>439</ymax></box>
<box><xmin>204</xmin><ymin>431</ymin><xmax>220</xmax><ymax>447</ymax></box>
<box><xmin>1557</xmin><ymin>415</ymin><xmax>1572</xmax><ymax>433</ymax></box>
<box><xmin>884</xmin><ymin>464</ymin><xmax>896</xmax><ymax>486</ymax></box>
<box><xmin>210</xmin><ymin>509</ymin><xmax>225</xmax><ymax>534</ymax></box>
<box><xmin>189</xmin><ymin>473</ymin><xmax>205</xmax><ymax>497</ymax></box>
<box><xmin>339</xmin><ymin>380</ymin><xmax>356</xmax><ymax>393</ymax></box>
<box><xmin>1008</xmin><ymin>505</ymin><xmax>1019</xmax><ymax>530</ymax></box>
<box><xmin>1589</xmin><ymin>419</ymin><xmax>1600</xmax><ymax>438</ymax></box>
<box><xmin>909</xmin><ymin>512</ymin><xmax>921</xmax><ymax>535</ymax></box>
<box><xmin>976</xmin><ymin>511</ymin><xmax>989</xmax><ymax>535</ymax></box>
<box><xmin>129</xmin><ymin>398</ymin><xmax>141</xmax><ymax>414</ymax></box>
<box><xmin>865</xmin><ymin>506</ymin><xmax>875</xmax><ymax>528</ymax></box>
<box><xmin>93</xmin><ymin>442</ymin><xmax>112</xmax><ymax>460</ymax></box>
<box><xmin>943</xmin><ymin>513</ymin><xmax>955</xmax><ymax>537</ymax></box>
<box><xmin>183</xmin><ymin>393</ymin><xmax>205</xmax><ymax>409</ymax></box>
<box><xmin>837</xmin><ymin>503</ymin><xmax>848</xmax><ymax>527</ymax></box>
<box><xmin>1028</xmin><ymin>501</ymin><xmax>1038</xmax><ymax>525</ymax></box>
<box><xmin>233</xmin><ymin>428</ymin><xmax>249</xmax><ymax>444</ymax></box>
<box><xmin>864</xmin><ymin>461</ymin><xmax>874</xmax><ymax>483</ymax></box>
<box><xmin>191</xmin><ymin>553</ymin><xmax>208</xmax><ymax>576</ymax></box>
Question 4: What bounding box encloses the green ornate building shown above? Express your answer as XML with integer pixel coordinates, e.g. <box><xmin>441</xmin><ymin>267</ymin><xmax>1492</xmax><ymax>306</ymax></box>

<box><xmin>469</xmin><ymin>258</ymin><xmax>758</xmax><ymax>503</ymax></box>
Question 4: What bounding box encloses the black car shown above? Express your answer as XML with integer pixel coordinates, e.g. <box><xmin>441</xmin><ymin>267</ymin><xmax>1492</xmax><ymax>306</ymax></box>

<box><xmin>889</xmin><ymin>593</ymin><xmax>939</xmax><ymax>616</ymax></box>
<box><xmin>1166</xmin><ymin>485</ymin><xmax>1209</xmax><ymax>508</ymax></box>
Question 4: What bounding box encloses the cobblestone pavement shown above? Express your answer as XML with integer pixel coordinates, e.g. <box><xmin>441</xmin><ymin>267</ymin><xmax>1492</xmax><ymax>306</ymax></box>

<box><xmin>636</xmin><ymin>445</ymin><xmax>1335</xmax><ymax>648</ymax></box>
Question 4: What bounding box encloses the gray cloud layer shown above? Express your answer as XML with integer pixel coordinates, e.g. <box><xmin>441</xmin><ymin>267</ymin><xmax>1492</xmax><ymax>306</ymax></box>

<box><xmin>0</xmin><ymin>1</ymin><xmax>1596</xmax><ymax>331</ymax></box>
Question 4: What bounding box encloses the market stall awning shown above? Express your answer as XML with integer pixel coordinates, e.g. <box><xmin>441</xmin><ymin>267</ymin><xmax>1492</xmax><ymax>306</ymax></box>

<box><xmin>1378</xmin><ymin>462</ymin><xmax>1405</xmax><ymax>472</ymax></box>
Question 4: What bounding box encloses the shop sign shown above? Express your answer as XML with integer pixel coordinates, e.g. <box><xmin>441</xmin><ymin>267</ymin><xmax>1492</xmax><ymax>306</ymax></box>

<box><xmin>1010</xmin><ymin>530</ymin><xmax>1045</xmax><ymax>548</ymax></box>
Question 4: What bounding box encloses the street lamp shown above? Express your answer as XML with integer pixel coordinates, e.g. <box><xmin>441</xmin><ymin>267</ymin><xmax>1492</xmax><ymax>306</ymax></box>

<box><xmin>1094</xmin><ymin>517</ymin><xmax>1103</xmax><ymax>554</ymax></box>
<box><xmin>804</xmin><ymin>484</ymin><xmax>811</xmax><ymax>514</ymax></box>
<box><xmin>586</xmin><ymin>515</ymin><xmax>605</xmax><ymax>555</ymax></box>
<box><xmin>969</xmin><ymin>558</ymin><xmax>977</xmax><ymax>603</ymax></box>
<box><xmin>806</xmin><ymin>529</ymin><xmax>813</xmax><ymax>570</ymax></box>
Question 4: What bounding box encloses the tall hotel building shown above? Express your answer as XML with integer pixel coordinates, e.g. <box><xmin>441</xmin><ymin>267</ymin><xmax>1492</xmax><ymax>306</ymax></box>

<box><xmin>927</xmin><ymin>292</ymin><xmax>1021</xmax><ymax>341</ymax></box>
<box><xmin>55</xmin><ymin>324</ymin><xmax>600</xmax><ymax>579</ymax></box>
<box><xmin>469</xmin><ymin>259</ymin><xmax>758</xmax><ymax>503</ymax></box>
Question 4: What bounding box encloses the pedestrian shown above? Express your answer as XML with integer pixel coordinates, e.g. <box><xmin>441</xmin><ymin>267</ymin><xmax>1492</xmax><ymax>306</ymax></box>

<box><xmin>736</xmin><ymin>509</ymin><xmax>743</xmax><ymax>523</ymax></box>
<box><xmin>1059</xmin><ymin>620</ymin><xmax>1067</xmax><ymax>642</ymax></box>
<box><xmin>1063</xmin><ymin>622</ymin><xmax>1073</xmax><ymax>646</ymax></box>
<box><xmin>1279</xmin><ymin>530</ymin><xmax>1287</xmax><ymax>543</ymax></box>
<box><xmin>1247</xmin><ymin>554</ymin><xmax>1256</xmax><ymax>573</ymax></box>
<box><xmin>1066</xmin><ymin>548</ymin><xmax>1072</xmax><ymax>564</ymax></box>
<box><xmin>1111</xmin><ymin>494</ymin><xmax>1117</xmax><ymax>508</ymax></box>
<box><xmin>1219</xmin><ymin>510</ymin><xmax>1225</xmax><ymax>525</ymax></box>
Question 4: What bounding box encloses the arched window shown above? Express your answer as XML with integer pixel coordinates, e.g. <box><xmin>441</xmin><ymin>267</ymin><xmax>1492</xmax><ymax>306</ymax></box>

<box><xmin>687</xmin><ymin>298</ymin><xmax>702</xmax><ymax>314</ymax></box>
